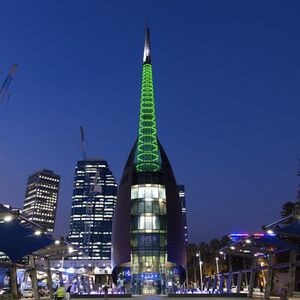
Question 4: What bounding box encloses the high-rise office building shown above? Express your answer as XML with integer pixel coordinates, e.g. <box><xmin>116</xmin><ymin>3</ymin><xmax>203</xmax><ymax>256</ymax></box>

<box><xmin>23</xmin><ymin>169</ymin><xmax>60</xmax><ymax>232</ymax></box>
<box><xmin>112</xmin><ymin>26</ymin><xmax>186</xmax><ymax>295</ymax></box>
<box><xmin>68</xmin><ymin>158</ymin><xmax>117</xmax><ymax>260</ymax></box>
<box><xmin>178</xmin><ymin>185</ymin><xmax>188</xmax><ymax>244</ymax></box>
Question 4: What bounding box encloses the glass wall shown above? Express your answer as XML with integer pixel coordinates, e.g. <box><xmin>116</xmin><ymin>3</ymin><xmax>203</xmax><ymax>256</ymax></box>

<box><xmin>130</xmin><ymin>184</ymin><xmax>167</xmax><ymax>295</ymax></box>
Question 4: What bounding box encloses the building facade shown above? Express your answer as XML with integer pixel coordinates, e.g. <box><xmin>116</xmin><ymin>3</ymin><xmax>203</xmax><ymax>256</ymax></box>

<box><xmin>68</xmin><ymin>159</ymin><xmax>117</xmax><ymax>260</ymax></box>
<box><xmin>112</xmin><ymin>27</ymin><xmax>186</xmax><ymax>295</ymax></box>
<box><xmin>23</xmin><ymin>169</ymin><xmax>60</xmax><ymax>232</ymax></box>
<box><xmin>178</xmin><ymin>185</ymin><xmax>188</xmax><ymax>244</ymax></box>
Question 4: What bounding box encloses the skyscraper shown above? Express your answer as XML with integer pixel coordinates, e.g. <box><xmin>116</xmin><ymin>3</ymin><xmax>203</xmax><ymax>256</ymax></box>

<box><xmin>68</xmin><ymin>158</ymin><xmax>117</xmax><ymax>260</ymax></box>
<box><xmin>112</xmin><ymin>27</ymin><xmax>186</xmax><ymax>295</ymax></box>
<box><xmin>23</xmin><ymin>169</ymin><xmax>60</xmax><ymax>232</ymax></box>
<box><xmin>178</xmin><ymin>185</ymin><xmax>188</xmax><ymax>244</ymax></box>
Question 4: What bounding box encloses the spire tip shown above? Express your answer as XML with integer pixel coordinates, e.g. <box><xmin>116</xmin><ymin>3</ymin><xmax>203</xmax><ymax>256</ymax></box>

<box><xmin>143</xmin><ymin>21</ymin><xmax>151</xmax><ymax>64</ymax></box>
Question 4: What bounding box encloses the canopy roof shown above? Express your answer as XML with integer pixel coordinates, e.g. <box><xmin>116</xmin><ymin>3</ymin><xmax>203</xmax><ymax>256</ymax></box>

<box><xmin>272</xmin><ymin>219</ymin><xmax>300</xmax><ymax>237</ymax></box>
<box><xmin>0</xmin><ymin>204</ymin><xmax>78</xmax><ymax>263</ymax></box>
<box><xmin>220</xmin><ymin>215</ymin><xmax>300</xmax><ymax>258</ymax></box>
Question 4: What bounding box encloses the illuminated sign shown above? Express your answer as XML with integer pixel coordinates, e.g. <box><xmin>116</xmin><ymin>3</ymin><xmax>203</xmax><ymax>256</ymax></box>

<box><xmin>138</xmin><ymin>234</ymin><xmax>160</xmax><ymax>247</ymax></box>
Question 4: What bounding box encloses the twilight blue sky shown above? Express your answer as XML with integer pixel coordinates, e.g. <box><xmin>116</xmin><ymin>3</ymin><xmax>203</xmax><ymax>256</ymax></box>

<box><xmin>0</xmin><ymin>1</ymin><xmax>299</xmax><ymax>242</ymax></box>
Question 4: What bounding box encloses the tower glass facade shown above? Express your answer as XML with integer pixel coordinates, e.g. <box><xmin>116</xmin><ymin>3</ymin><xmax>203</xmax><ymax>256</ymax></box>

<box><xmin>131</xmin><ymin>180</ymin><xmax>167</xmax><ymax>294</ymax></box>
<box><xmin>23</xmin><ymin>169</ymin><xmax>60</xmax><ymax>232</ymax></box>
<box><xmin>68</xmin><ymin>159</ymin><xmax>117</xmax><ymax>260</ymax></box>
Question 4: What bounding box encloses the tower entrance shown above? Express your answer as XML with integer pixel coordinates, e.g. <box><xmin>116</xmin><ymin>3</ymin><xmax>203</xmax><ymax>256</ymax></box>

<box><xmin>130</xmin><ymin>183</ymin><xmax>167</xmax><ymax>295</ymax></box>
<box><xmin>131</xmin><ymin>272</ymin><xmax>164</xmax><ymax>295</ymax></box>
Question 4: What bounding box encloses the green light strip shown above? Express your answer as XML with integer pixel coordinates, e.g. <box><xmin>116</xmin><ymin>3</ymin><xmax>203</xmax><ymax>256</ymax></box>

<box><xmin>136</xmin><ymin>63</ymin><xmax>160</xmax><ymax>172</ymax></box>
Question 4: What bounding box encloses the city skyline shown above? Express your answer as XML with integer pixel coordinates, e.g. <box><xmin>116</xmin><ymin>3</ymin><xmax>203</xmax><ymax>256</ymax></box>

<box><xmin>0</xmin><ymin>1</ymin><xmax>300</xmax><ymax>243</ymax></box>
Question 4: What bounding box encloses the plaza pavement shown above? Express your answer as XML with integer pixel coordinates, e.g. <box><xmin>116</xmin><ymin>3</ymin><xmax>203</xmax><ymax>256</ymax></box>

<box><xmin>58</xmin><ymin>295</ymin><xmax>262</xmax><ymax>300</ymax></box>
<box><xmin>19</xmin><ymin>296</ymin><xmax>283</xmax><ymax>300</ymax></box>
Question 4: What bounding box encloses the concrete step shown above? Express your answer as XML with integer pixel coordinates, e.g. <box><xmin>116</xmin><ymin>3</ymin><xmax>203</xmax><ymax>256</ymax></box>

<box><xmin>289</xmin><ymin>292</ymin><xmax>300</xmax><ymax>300</ymax></box>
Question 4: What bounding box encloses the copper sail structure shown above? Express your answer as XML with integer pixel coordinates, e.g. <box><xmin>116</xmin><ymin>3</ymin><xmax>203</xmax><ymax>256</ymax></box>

<box><xmin>112</xmin><ymin>26</ymin><xmax>186</xmax><ymax>295</ymax></box>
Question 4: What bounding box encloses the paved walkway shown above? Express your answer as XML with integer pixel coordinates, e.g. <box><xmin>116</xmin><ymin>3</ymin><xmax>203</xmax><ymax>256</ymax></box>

<box><xmin>134</xmin><ymin>297</ymin><xmax>247</xmax><ymax>300</ymax></box>
<box><xmin>70</xmin><ymin>297</ymin><xmax>249</xmax><ymax>300</ymax></box>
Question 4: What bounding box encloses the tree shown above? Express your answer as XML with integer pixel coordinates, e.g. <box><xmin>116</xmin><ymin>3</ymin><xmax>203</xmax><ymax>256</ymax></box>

<box><xmin>186</xmin><ymin>236</ymin><xmax>230</xmax><ymax>287</ymax></box>
<box><xmin>280</xmin><ymin>201</ymin><xmax>296</xmax><ymax>218</ymax></box>
<box><xmin>297</xmin><ymin>159</ymin><xmax>300</xmax><ymax>203</ymax></box>
<box><xmin>186</xmin><ymin>243</ymin><xmax>198</xmax><ymax>286</ymax></box>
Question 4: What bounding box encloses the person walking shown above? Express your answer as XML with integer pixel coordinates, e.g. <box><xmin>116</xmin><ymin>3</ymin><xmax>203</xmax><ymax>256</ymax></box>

<box><xmin>54</xmin><ymin>284</ymin><xmax>66</xmax><ymax>300</ymax></box>
<box><xmin>276</xmin><ymin>283</ymin><xmax>286</xmax><ymax>300</ymax></box>
<box><xmin>66</xmin><ymin>285</ymin><xmax>72</xmax><ymax>300</ymax></box>
<box><xmin>103</xmin><ymin>284</ymin><xmax>108</xmax><ymax>300</ymax></box>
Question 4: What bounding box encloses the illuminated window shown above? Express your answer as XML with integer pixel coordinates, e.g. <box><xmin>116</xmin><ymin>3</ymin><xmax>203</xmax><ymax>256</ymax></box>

<box><xmin>138</xmin><ymin>216</ymin><xmax>158</xmax><ymax>230</ymax></box>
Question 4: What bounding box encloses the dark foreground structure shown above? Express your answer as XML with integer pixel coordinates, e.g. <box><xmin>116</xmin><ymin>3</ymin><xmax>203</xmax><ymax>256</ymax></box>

<box><xmin>0</xmin><ymin>204</ymin><xmax>78</xmax><ymax>300</ymax></box>
<box><xmin>213</xmin><ymin>212</ymin><xmax>300</xmax><ymax>299</ymax></box>
<box><xmin>111</xmin><ymin>27</ymin><xmax>186</xmax><ymax>295</ymax></box>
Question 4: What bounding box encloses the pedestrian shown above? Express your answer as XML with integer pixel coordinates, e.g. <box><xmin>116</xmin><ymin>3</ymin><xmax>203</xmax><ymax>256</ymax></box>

<box><xmin>54</xmin><ymin>284</ymin><xmax>65</xmax><ymax>300</ymax></box>
<box><xmin>103</xmin><ymin>284</ymin><xmax>108</xmax><ymax>300</ymax></box>
<box><xmin>259</xmin><ymin>280</ymin><xmax>264</xmax><ymax>293</ymax></box>
<box><xmin>276</xmin><ymin>280</ymin><xmax>286</xmax><ymax>300</ymax></box>
<box><xmin>66</xmin><ymin>285</ymin><xmax>72</xmax><ymax>300</ymax></box>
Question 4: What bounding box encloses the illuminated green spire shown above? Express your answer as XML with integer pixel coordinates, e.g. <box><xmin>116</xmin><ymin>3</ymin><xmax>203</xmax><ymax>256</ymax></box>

<box><xmin>136</xmin><ymin>26</ymin><xmax>160</xmax><ymax>172</ymax></box>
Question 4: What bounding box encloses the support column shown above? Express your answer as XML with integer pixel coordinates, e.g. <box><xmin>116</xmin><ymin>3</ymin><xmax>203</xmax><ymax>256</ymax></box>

<box><xmin>264</xmin><ymin>254</ymin><xmax>274</xmax><ymax>299</ymax></box>
<box><xmin>227</xmin><ymin>272</ymin><xmax>232</xmax><ymax>293</ymax></box>
<box><xmin>228</xmin><ymin>255</ymin><xmax>233</xmax><ymax>272</ymax></box>
<box><xmin>193</xmin><ymin>256</ymin><xmax>196</xmax><ymax>287</ymax></box>
<box><xmin>288</xmin><ymin>250</ymin><xmax>297</xmax><ymax>297</ymax></box>
<box><xmin>228</xmin><ymin>255</ymin><xmax>235</xmax><ymax>291</ymax></box>
<box><xmin>207</xmin><ymin>276</ymin><xmax>211</xmax><ymax>291</ymax></box>
<box><xmin>29</xmin><ymin>255</ymin><xmax>40</xmax><ymax>300</ymax></box>
<box><xmin>212</xmin><ymin>275</ymin><xmax>217</xmax><ymax>292</ymax></box>
<box><xmin>219</xmin><ymin>274</ymin><xmax>224</xmax><ymax>293</ymax></box>
<box><xmin>10</xmin><ymin>264</ymin><xmax>18</xmax><ymax>299</ymax></box>
<box><xmin>236</xmin><ymin>271</ymin><xmax>242</xmax><ymax>293</ymax></box>
<box><xmin>186</xmin><ymin>262</ymin><xmax>189</xmax><ymax>289</ymax></box>
<box><xmin>58</xmin><ymin>271</ymin><xmax>63</xmax><ymax>284</ymax></box>
<box><xmin>248</xmin><ymin>256</ymin><xmax>257</xmax><ymax>298</ymax></box>
<box><xmin>45</xmin><ymin>258</ymin><xmax>53</xmax><ymax>298</ymax></box>
<box><xmin>243</xmin><ymin>257</ymin><xmax>248</xmax><ymax>288</ymax></box>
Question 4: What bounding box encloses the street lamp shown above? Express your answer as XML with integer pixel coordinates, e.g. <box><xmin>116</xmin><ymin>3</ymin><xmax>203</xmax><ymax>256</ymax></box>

<box><xmin>199</xmin><ymin>260</ymin><xmax>203</xmax><ymax>291</ymax></box>
<box><xmin>196</xmin><ymin>252</ymin><xmax>203</xmax><ymax>291</ymax></box>
<box><xmin>215</xmin><ymin>257</ymin><xmax>220</xmax><ymax>275</ymax></box>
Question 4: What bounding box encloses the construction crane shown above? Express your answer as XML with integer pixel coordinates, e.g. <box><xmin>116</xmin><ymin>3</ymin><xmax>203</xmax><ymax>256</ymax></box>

<box><xmin>80</xmin><ymin>126</ymin><xmax>87</xmax><ymax>161</ymax></box>
<box><xmin>0</xmin><ymin>64</ymin><xmax>18</xmax><ymax>104</ymax></box>
<box><xmin>80</xmin><ymin>127</ymin><xmax>101</xmax><ymax>258</ymax></box>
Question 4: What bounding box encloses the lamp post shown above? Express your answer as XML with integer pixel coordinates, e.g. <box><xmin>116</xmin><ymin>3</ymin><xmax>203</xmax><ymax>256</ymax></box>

<box><xmin>196</xmin><ymin>252</ymin><xmax>203</xmax><ymax>291</ymax></box>
<box><xmin>193</xmin><ymin>256</ymin><xmax>197</xmax><ymax>287</ymax></box>
<box><xmin>215</xmin><ymin>257</ymin><xmax>220</xmax><ymax>275</ymax></box>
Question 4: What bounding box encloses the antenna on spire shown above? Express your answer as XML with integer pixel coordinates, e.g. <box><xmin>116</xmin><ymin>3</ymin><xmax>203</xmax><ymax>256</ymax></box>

<box><xmin>143</xmin><ymin>20</ymin><xmax>151</xmax><ymax>64</ymax></box>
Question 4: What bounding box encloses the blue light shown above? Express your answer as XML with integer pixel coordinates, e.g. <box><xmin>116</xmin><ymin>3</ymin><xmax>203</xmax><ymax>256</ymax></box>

<box><xmin>138</xmin><ymin>272</ymin><xmax>160</xmax><ymax>280</ymax></box>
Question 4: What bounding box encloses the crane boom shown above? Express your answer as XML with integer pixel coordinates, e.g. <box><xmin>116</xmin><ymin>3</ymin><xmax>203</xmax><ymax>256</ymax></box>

<box><xmin>79</xmin><ymin>126</ymin><xmax>94</xmax><ymax>258</ymax></box>
<box><xmin>80</xmin><ymin>126</ymin><xmax>87</xmax><ymax>161</ymax></box>
<box><xmin>0</xmin><ymin>64</ymin><xmax>18</xmax><ymax>103</ymax></box>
